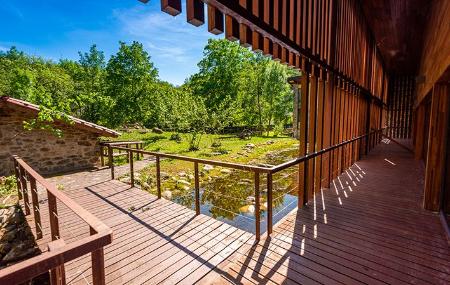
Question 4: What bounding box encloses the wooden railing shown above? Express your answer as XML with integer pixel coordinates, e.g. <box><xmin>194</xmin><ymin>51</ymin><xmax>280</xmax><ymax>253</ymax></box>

<box><xmin>109</xmin><ymin>129</ymin><xmax>384</xmax><ymax>240</ymax></box>
<box><xmin>99</xmin><ymin>141</ymin><xmax>144</xmax><ymax>167</ymax></box>
<box><xmin>0</xmin><ymin>156</ymin><xmax>113</xmax><ymax>285</ymax></box>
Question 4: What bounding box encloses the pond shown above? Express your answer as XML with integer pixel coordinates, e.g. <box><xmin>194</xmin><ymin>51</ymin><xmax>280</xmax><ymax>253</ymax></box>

<box><xmin>155</xmin><ymin>147</ymin><xmax>299</xmax><ymax>234</ymax></box>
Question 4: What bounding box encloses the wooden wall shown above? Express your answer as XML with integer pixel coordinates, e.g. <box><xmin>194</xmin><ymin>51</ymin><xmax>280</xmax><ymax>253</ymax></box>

<box><xmin>422</xmin><ymin>84</ymin><xmax>450</xmax><ymax>211</ymax></box>
<box><xmin>387</xmin><ymin>76</ymin><xmax>415</xmax><ymax>139</ymax></box>
<box><xmin>415</xmin><ymin>0</ymin><xmax>450</xmax><ymax>104</ymax></box>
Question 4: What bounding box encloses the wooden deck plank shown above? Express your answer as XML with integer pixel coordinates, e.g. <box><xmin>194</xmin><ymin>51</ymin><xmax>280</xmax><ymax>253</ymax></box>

<box><xmin>214</xmin><ymin>141</ymin><xmax>450</xmax><ymax>285</ymax></box>
<box><xmin>20</xmin><ymin>140</ymin><xmax>450</xmax><ymax>285</ymax></box>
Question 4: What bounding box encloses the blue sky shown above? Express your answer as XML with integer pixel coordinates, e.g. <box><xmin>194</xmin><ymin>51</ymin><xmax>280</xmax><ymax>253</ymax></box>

<box><xmin>0</xmin><ymin>0</ymin><xmax>220</xmax><ymax>85</ymax></box>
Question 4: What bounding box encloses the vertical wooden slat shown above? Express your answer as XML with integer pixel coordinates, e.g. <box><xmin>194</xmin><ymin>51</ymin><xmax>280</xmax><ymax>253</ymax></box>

<box><xmin>29</xmin><ymin>177</ymin><xmax>42</xmax><ymax>239</ymax></box>
<box><xmin>13</xmin><ymin>160</ymin><xmax>23</xmax><ymax>200</ymax></box>
<box><xmin>225</xmin><ymin>15</ymin><xmax>239</xmax><ymax>41</ymax></box>
<box><xmin>187</xmin><ymin>0</ymin><xmax>204</xmax><ymax>26</ymax></box>
<box><xmin>423</xmin><ymin>84</ymin><xmax>450</xmax><ymax>211</ymax></box>
<box><xmin>90</xmin><ymin>227</ymin><xmax>106</xmax><ymax>285</ymax></box>
<box><xmin>156</xmin><ymin>156</ymin><xmax>161</xmax><ymax>199</ymax></box>
<box><xmin>252</xmin><ymin>30</ymin><xmax>263</xmax><ymax>52</ymax></box>
<box><xmin>254</xmin><ymin>172</ymin><xmax>260</xmax><ymax>240</ymax></box>
<box><xmin>239</xmin><ymin>23</ymin><xmax>252</xmax><ymax>47</ymax></box>
<box><xmin>108</xmin><ymin>145</ymin><xmax>114</xmax><ymax>180</ymax></box>
<box><xmin>194</xmin><ymin>162</ymin><xmax>200</xmax><ymax>215</ymax></box>
<box><xmin>208</xmin><ymin>5</ymin><xmax>224</xmax><ymax>35</ymax></box>
<box><xmin>308</xmin><ymin>66</ymin><xmax>318</xmax><ymax>197</ymax></box>
<box><xmin>48</xmin><ymin>191</ymin><xmax>59</xmax><ymax>241</ymax></box>
<box><xmin>161</xmin><ymin>0</ymin><xmax>182</xmax><ymax>16</ymax></box>
<box><xmin>19</xmin><ymin>166</ymin><xmax>30</xmax><ymax>215</ymax></box>
<box><xmin>129</xmin><ymin>150</ymin><xmax>134</xmax><ymax>187</ymax></box>
<box><xmin>299</xmin><ymin>59</ymin><xmax>310</xmax><ymax>206</ymax></box>
<box><xmin>267</xmin><ymin>173</ymin><xmax>273</xmax><ymax>235</ymax></box>
<box><xmin>48</xmin><ymin>239</ymin><xmax>66</xmax><ymax>285</ymax></box>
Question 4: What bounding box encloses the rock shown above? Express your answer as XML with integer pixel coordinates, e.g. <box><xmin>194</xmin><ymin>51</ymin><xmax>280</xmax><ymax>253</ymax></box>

<box><xmin>239</xmin><ymin>205</ymin><xmax>255</xmax><ymax>214</ymax></box>
<box><xmin>0</xmin><ymin>242</ymin><xmax>11</xmax><ymax>255</ymax></box>
<box><xmin>160</xmin><ymin>172</ymin><xmax>170</xmax><ymax>180</ymax></box>
<box><xmin>203</xmin><ymin>165</ymin><xmax>214</xmax><ymax>171</ymax></box>
<box><xmin>171</xmin><ymin>176</ymin><xmax>178</xmax><ymax>181</ymax></box>
<box><xmin>220</xmin><ymin>169</ymin><xmax>232</xmax><ymax>174</ymax></box>
<box><xmin>162</xmin><ymin>190</ymin><xmax>172</xmax><ymax>200</ymax></box>
<box><xmin>188</xmin><ymin>174</ymin><xmax>195</xmax><ymax>181</ymax></box>
<box><xmin>266</xmin><ymin>140</ymin><xmax>275</xmax><ymax>145</ymax></box>
<box><xmin>2</xmin><ymin>243</ymin><xmax>37</xmax><ymax>262</ymax></box>
<box><xmin>120</xmin><ymin>177</ymin><xmax>131</xmax><ymax>183</ymax></box>
<box><xmin>178</xmin><ymin>171</ymin><xmax>187</xmax><ymax>177</ymax></box>
<box><xmin>245</xmin><ymin>143</ymin><xmax>255</xmax><ymax>148</ymax></box>
<box><xmin>182</xmin><ymin>186</ymin><xmax>190</xmax><ymax>191</ymax></box>
<box><xmin>177</xmin><ymin>180</ymin><xmax>191</xmax><ymax>186</ymax></box>
<box><xmin>246</xmin><ymin>196</ymin><xmax>256</xmax><ymax>204</ymax></box>
<box><xmin>152</xmin><ymin>127</ymin><xmax>163</xmax><ymax>134</ymax></box>
<box><xmin>3</xmin><ymin>229</ymin><xmax>17</xmax><ymax>242</ymax></box>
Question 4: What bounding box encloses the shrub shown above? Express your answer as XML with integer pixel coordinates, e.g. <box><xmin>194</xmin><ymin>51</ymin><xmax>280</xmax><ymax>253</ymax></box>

<box><xmin>0</xmin><ymin>176</ymin><xmax>18</xmax><ymax>197</ymax></box>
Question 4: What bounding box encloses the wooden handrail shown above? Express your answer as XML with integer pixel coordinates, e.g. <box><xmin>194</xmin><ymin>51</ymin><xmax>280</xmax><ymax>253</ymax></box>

<box><xmin>109</xmin><ymin>128</ymin><xmax>384</xmax><ymax>240</ymax></box>
<box><xmin>0</xmin><ymin>156</ymin><xmax>112</xmax><ymax>284</ymax></box>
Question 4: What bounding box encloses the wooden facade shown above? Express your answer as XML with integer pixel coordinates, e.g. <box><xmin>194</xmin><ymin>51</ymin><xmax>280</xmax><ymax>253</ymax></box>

<box><xmin>148</xmin><ymin>0</ymin><xmax>450</xmax><ymax>220</ymax></box>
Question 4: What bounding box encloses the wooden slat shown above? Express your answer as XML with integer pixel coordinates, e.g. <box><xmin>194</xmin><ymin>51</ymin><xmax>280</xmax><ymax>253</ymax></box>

<box><xmin>186</xmin><ymin>0</ymin><xmax>205</xmax><ymax>26</ymax></box>
<box><xmin>161</xmin><ymin>0</ymin><xmax>181</xmax><ymax>16</ymax></box>
<box><xmin>207</xmin><ymin>5</ymin><xmax>224</xmax><ymax>35</ymax></box>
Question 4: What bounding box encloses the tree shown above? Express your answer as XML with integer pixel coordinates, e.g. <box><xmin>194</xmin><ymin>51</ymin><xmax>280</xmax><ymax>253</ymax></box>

<box><xmin>105</xmin><ymin>41</ymin><xmax>159</xmax><ymax>127</ymax></box>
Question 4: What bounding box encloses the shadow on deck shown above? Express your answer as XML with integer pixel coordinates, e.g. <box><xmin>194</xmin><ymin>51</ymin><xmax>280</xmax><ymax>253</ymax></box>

<box><xmin>204</xmin><ymin>140</ymin><xmax>450</xmax><ymax>285</ymax></box>
<box><xmin>28</xmin><ymin>179</ymin><xmax>253</xmax><ymax>284</ymax></box>
<box><xmin>24</xmin><ymin>140</ymin><xmax>450</xmax><ymax>284</ymax></box>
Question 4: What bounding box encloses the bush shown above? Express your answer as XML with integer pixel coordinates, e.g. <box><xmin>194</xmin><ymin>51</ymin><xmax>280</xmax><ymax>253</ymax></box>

<box><xmin>211</xmin><ymin>140</ymin><xmax>222</xmax><ymax>148</ymax></box>
<box><xmin>169</xmin><ymin>133</ymin><xmax>182</xmax><ymax>143</ymax></box>
<box><xmin>0</xmin><ymin>176</ymin><xmax>17</xmax><ymax>197</ymax></box>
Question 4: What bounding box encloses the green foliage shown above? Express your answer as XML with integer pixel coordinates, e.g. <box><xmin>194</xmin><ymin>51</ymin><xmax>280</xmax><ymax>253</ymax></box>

<box><xmin>0</xmin><ymin>39</ymin><xmax>297</xmax><ymax>146</ymax></box>
<box><xmin>0</xmin><ymin>176</ymin><xmax>17</xmax><ymax>197</ymax></box>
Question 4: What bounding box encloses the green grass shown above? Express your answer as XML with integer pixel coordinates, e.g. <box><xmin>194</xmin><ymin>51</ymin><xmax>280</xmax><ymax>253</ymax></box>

<box><xmin>109</xmin><ymin>131</ymin><xmax>297</xmax><ymax>164</ymax></box>
<box><xmin>107</xmin><ymin>131</ymin><xmax>298</xmax><ymax>194</ymax></box>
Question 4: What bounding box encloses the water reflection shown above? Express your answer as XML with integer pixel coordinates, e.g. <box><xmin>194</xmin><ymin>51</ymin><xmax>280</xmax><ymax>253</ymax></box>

<box><xmin>169</xmin><ymin>148</ymin><xmax>299</xmax><ymax>233</ymax></box>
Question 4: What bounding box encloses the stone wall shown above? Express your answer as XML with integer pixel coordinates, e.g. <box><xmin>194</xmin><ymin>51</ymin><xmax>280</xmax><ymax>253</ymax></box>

<box><xmin>0</xmin><ymin>104</ymin><xmax>101</xmax><ymax>176</ymax></box>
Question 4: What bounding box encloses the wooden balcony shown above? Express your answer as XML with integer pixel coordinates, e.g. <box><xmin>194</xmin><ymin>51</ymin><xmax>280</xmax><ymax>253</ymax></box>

<box><xmin>2</xmin><ymin>138</ymin><xmax>449</xmax><ymax>284</ymax></box>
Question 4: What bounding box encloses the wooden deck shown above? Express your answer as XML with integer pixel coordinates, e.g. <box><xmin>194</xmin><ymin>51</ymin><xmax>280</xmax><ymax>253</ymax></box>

<box><xmin>201</xmin><ymin>140</ymin><xmax>450</xmax><ymax>285</ymax></box>
<box><xmin>26</xmin><ymin>179</ymin><xmax>254</xmax><ymax>284</ymax></box>
<box><xmin>24</xmin><ymin>140</ymin><xmax>450</xmax><ymax>284</ymax></box>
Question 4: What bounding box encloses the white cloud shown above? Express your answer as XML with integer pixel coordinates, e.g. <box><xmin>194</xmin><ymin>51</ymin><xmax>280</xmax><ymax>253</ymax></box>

<box><xmin>112</xmin><ymin>5</ymin><xmax>216</xmax><ymax>65</ymax></box>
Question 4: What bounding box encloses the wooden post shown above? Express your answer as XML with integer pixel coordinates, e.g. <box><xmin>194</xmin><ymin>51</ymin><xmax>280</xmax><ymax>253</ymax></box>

<box><xmin>254</xmin><ymin>172</ymin><xmax>260</xmax><ymax>240</ymax></box>
<box><xmin>48</xmin><ymin>191</ymin><xmax>60</xmax><ymax>241</ymax></box>
<box><xmin>108</xmin><ymin>145</ymin><xmax>114</xmax><ymax>180</ymax></box>
<box><xmin>29</xmin><ymin>177</ymin><xmax>42</xmax><ymax>239</ymax></box>
<box><xmin>100</xmin><ymin>145</ymin><xmax>104</xmax><ymax>167</ymax></box>
<box><xmin>129</xmin><ymin>150</ymin><xmax>134</xmax><ymax>188</ymax></box>
<box><xmin>48</xmin><ymin>239</ymin><xmax>66</xmax><ymax>285</ymax></box>
<box><xmin>13</xmin><ymin>160</ymin><xmax>23</xmax><ymax>200</ymax></box>
<box><xmin>194</xmin><ymin>162</ymin><xmax>200</xmax><ymax>215</ymax></box>
<box><xmin>136</xmin><ymin>143</ymin><xmax>140</xmax><ymax>160</ymax></box>
<box><xmin>126</xmin><ymin>144</ymin><xmax>130</xmax><ymax>163</ymax></box>
<box><xmin>90</xmin><ymin>227</ymin><xmax>106</xmax><ymax>285</ymax></box>
<box><xmin>266</xmin><ymin>173</ymin><xmax>273</xmax><ymax>235</ymax></box>
<box><xmin>19</xmin><ymin>166</ymin><xmax>30</xmax><ymax>215</ymax></box>
<box><xmin>156</xmin><ymin>156</ymin><xmax>161</xmax><ymax>199</ymax></box>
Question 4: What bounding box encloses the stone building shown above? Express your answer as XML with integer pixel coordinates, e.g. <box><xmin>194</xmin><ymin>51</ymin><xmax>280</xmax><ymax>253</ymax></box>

<box><xmin>0</xmin><ymin>96</ymin><xmax>119</xmax><ymax>176</ymax></box>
